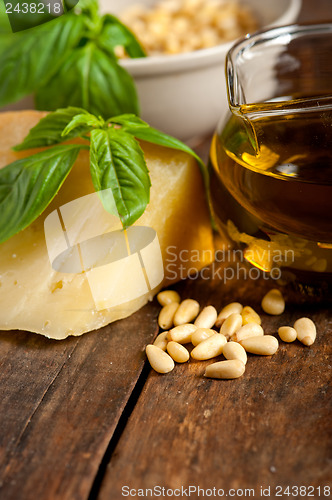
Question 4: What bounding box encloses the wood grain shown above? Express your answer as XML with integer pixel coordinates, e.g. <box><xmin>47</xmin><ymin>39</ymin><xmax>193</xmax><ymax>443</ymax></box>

<box><xmin>98</xmin><ymin>261</ymin><xmax>332</xmax><ymax>499</ymax></box>
<box><xmin>0</xmin><ymin>303</ymin><xmax>159</xmax><ymax>500</ymax></box>
<box><xmin>0</xmin><ymin>331</ymin><xmax>78</xmax><ymax>478</ymax></box>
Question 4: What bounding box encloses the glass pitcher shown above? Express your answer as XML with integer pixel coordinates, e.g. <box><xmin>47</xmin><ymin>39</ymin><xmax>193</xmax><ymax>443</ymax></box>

<box><xmin>209</xmin><ymin>23</ymin><xmax>332</xmax><ymax>299</ymax></box>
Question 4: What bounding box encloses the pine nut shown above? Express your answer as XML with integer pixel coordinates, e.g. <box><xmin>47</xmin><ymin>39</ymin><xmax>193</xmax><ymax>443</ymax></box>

<box><xmin>174</xmin><ymin>299</ymin><xmax>200</xmax><ymax>326</ymax></box>
<box><xmin>215</xmin><ymin>302</ymin><xmax>243</xmax><ymax>327</ymax></box>
<box><xmin>205</xmin><ymin>359</ymin><xmax>245</xmax><ymax>379</ymax></box>
<box><xmin>194</xmin><ymin>305</ymin><xmax>218</xmax><ymax>328</ymax></box>
<box><xmin>220</xmin><ymin>312</ymin><xmax>242</xmax><ymax>339</ymax></box>
<box><xmin>168</xmin><ymin>323</ymin><xmax>197</xmax><ymax>344</ymax></box>
<box><xmin>153</xmin><ymin>331</ymin><xmax>169</xmax><ymax>351</ymax></box>
<box><xmin>223</xmin><ymin>341</ymin><xmax>247</xmax><ymax>365</ymax></box>
<box><xmin>294</xmin><ymin>317</ymin><xmax>316</xmax><ymax>346</ymax></box>
<box><xmin>158</xmin><ymin>302</ymin><xmax>179</xmax><ymax>330</ymax></box>
<box><xmin>261</xmin><ymin>289</ymin><xmax>285</xmax><ymax>315</ymax></box>
<box><xmin>146</xmin><ymin>344</ymin><xmax>175</xmax><ymax>373</ymax></box>
<box><xmin>241</xmin><ymin>306</ymin><xmax>261</xmax><ymax>325</ymax></box>
<box><xmin>240</xmin><ymin>335</ymin><xmax>279</xmax><ymax>355</ymax></box>
<box><xmin>278</xmin><ymin>326</ymin><xmax>297</xmax><ymax>343</ymax></box>
<box><xmin>157</xmin><ymin>290</ymin><xmax>181</xmax><ymax>306</ymax></box>
<box><xmin>312</xmin><ymin>258</ymin><xmax>327</xmax><ymax>272</ymax></box>
<box><xmin>191</xmin><ymin>327</ymin><xmax>216</xmax><ymax>346</ymax></box>
<box><xmin>167</xmin><ymin>341</ymin><xmax>190</xmax><ymax>363</ymax></box>
<box><xmin>191</xmin><ymin>333</ymin><xmax>227</xmax><ymax>360</ymax></box>
<box><xmin>231</xmin><ymin>323</ymin><xmax>264</xmax><ymax>342</ymax></box>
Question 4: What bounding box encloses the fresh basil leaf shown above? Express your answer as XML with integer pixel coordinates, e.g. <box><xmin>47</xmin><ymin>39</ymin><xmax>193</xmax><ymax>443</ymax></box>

<box><xmin>62</xmin><ymin>113</ymin><xmax>105</xmax><ymax>137</ymax></box>
<box><xmin>0</xmin><ymin>145</ymin><xmax>82</xmax><ymax>243</ymax></box>
<box><xmin>109</xmin><ymin>114</ymin><xmax>149</xmax><ymax>130</ymax></box>
<box><xmin>112</xmin><ymin>120</ymin><xmax>209</xmax><ymax>184</ymax></box>
<box><xmin>0</xmin><ymin>13</ymin><xmax>85</xmax><ymax>107</ymax></box>
<box><xmin>90</xmin><ymin>128</ymin><xmax>150</xmax><ymax>227</ymax></box>
<box><xmin>0</xmin><ymin>6</ymin><xmax>11</xmax><ymax>35</ymax></box>
<box><xmin>74</xmin><ymin>0</ymin><xmax>99</xmax><ymax>16</ymax></box>
<box><xmin>64</xmin><ymin>0</ymin><xmax>82</xmax><ymax>11</ymax></box>
<box><xmin>119</xmin><ymin>123</ymin><xmax>202</xmax><ymax>161</ymax></box>
<box><xmin>35</xmin><ymin>43</ymin><xmax>139</xmax><ymax>119</ymax></box>
<box><xmin>110</xmin><ymin>114</ymin><xmax>210</xmax><ymax>204</ymax></box>
<box><xmin>98</xmin><ymin>14</ymin><xmax>146</xmax><ymax>58</ymax></box>
<box><xmin>13</xmin><ymin>107</ymin><xmax>91</xmax><ymax>151</ymax></box>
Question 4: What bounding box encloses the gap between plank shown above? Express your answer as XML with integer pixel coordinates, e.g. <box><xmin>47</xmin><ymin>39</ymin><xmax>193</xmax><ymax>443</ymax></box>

<box><xmin>87</xmin><ymin>359</ymin><xmax>152</xmax><ymax>500</ymax></box>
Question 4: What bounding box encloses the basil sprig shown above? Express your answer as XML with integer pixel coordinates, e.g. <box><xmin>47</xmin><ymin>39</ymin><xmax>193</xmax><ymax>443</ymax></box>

<box><xmin>0</xmin><ymin>0</ymin><xmax>145</xmax><ymax>117</ymax></box>
<box><xmin>0</xmin><ymin>144</ymin><xmax>84</xmax><ymax>244</ymax></box>
<box><xmin>0</xmin><ymin>108</ymin><xmax>208</xmax><ymax>244</ymax></box>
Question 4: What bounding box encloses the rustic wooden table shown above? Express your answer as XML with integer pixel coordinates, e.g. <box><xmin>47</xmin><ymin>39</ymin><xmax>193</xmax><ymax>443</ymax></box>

<box><xmin>1</xmin><ymin>1</ymin><xmax>331</xmax><ymax>499</ymax></box>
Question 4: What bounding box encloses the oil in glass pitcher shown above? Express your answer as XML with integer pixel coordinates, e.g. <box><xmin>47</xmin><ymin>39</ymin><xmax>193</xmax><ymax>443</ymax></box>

<box><xmin>209</xmin><ymin>24</ymin><xmax>332</xmax><ymax>298</ymax></box>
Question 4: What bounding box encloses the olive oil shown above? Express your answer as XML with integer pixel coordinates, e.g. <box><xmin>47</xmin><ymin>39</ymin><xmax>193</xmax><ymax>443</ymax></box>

<box><xmin>209</xmin><ymin>96</ymin><xmax>332</xmax><ymax>293</ymax></box>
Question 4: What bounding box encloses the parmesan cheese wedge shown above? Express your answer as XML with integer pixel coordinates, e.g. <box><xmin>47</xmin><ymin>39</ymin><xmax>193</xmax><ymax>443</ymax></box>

<box><xmin>0</xmin><ymin>111</ymin><xmax>214</xmax><ymax>339</ymax></box>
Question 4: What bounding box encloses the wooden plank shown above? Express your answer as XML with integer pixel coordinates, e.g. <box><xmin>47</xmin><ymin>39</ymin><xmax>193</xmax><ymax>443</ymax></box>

<box><xmin>0</xmin><ymin>331</ymin><xmax>78</xmax><ymax>476</ymax></box>
<box><xmin>97</xmin><ymin>261</ymin><xmax>332</xmax><ymax>499</ymax></box>
<box><xmin>0</xmin><ymin>302</ymin><xmax>159</xmax><ymax>500</ymax></box>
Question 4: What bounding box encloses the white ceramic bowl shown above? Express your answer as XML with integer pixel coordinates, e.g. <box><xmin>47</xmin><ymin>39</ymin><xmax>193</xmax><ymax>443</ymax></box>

<box><xmin>102</xmin><ymin>0</ymin><xmax>302</xmax><ymax>140</ymax></box>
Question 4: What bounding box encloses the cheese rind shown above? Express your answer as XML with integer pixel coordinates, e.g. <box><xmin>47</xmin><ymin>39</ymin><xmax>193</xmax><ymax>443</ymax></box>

<box><xmin>0</xmin><ymin>111</ymin><xmax>214</xmax><ymax>339</ymax></box>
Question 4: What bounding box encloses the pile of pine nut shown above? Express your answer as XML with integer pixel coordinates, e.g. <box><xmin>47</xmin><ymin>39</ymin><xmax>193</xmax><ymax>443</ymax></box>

<box><xmin>145</xmin><ymin>288</ymin><xmax>317</xmax><ymax>378</ymax></box>
<box><xmin>119</xmin><ymin>0</ymin><xmax>258</xmax><ymax>56</ymax></box>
